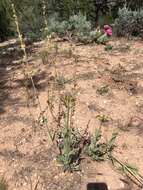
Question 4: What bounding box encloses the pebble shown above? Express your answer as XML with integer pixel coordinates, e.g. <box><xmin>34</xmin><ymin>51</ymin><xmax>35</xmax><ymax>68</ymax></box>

<box><xmin>120</xmin><ymin>182</ymin><xmax>125</xmax><ymax>188</ymax></box>
<box><xmin>6</xmin><ymin>67</ymin><xmax>11</xmax><ymax>71</ymax></box>
<box><xmin>131</xmin><ymin>118</ymin><xmax>141</xmax><ymax>127</ymax></box>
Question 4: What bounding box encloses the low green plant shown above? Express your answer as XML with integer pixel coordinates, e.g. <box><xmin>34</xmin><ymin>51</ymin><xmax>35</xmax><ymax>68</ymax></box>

<box><xmin>118</xmin><ymin>163</ymin><xmax>139</xmax><ymax>176</ymax></box>
<box><xmin>38</xmin><ymin>115</ymin><xmax>48</xmax><ymax>126</ymax></box>
<box><xmin>57</xmin><ymin>92</ymin><xmax>82</xmax><ymax>171</ymax></box>
<box><xmin>104</xmin><ymin>44</ymin><xmax>113</xmax><ymax>51</ymax></box>
<box><xmin>111</xmin><ymin>156</ymin><xmax>143</xmax><ymax>186</ymax></box>
<box><xmin>85</xmin><ymin>128</ymin><xmax>118</xmax><ymax>161</ymax></box>
<box><xmin>57</xmin><ymin>127</ymin><xmax>82</xmax><ymax>171</ymax></box>
<box><xmin>55</xmin><ymin>74</ymin><xmax>68</xmax><ymax>89</ymax></box>
<box><xmin>90</xmin><ymin>29</ymin><xmax>102</xmax><ymax>41</ymax></box>
<box><xmin>97</xmin><ymin>33</ymin><xmax>109</xmax><ymax>44</ymax></box>
<box><xmin>97</xmin><ymin>85</ymin><xmax>110</xmax><ymax>95</ymax></box>
<box><xmin>96</xmin><ymin>114</ymin><xmax>110</xmax><ymax>123</ymax></box>
<box><xmin>0</xmin><ymin>177</ymin><xmax>8</xmax><ymax>190</ymax></box>
<box><xmin>75</xmin><ymin>30</ymin><xmax>102</xmax><ymax>44</ymax></box>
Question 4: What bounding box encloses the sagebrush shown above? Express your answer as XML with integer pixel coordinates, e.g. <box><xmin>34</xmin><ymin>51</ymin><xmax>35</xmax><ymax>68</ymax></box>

<box><xmin>114</xmin><ymin>7</ymin><xmax>143</xmax><ymax>38</ymax></box>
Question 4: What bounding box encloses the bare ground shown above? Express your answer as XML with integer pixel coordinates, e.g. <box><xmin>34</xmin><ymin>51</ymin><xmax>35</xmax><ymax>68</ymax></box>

<box><xmin>0</xmin><ymin>38</ymin><xmax>143</xmax><ymax>190</ymax></box>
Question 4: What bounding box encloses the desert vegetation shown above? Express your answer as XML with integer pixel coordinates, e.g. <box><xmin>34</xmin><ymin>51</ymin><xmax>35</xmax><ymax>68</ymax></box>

<box><xmin>0</xmin><ymin>0</ymin><xmax>143</xmax><ymax>190</ymax></box>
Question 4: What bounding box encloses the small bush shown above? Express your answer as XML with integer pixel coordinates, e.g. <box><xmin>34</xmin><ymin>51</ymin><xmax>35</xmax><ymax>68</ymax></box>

<box><xmin>97</xmin><ymin>85</ymin><xmax>110</xmax><ymax>95</ymax></box>
<box><xmin>68</xmin><ymin>13</ymin><xmax>93</xmax><ymax>43</ymax></box>
<box><xmin>55</xmin><ymin>74</ymin><xmax>68</xmax><ymax>89</ymax></box>
<box><xmin>47</xmin><ymin>13</ymin><xmax>91</xmax><ymax>37</ymax></box>
<box><xmin>48</xmin><ymin>15</ymin><xmax>69</xmax><ymax>36</ymax></box>
<box><xmin>57</xmin><ymin>92</ymin><xmax>81</xmax><ymax>171</ymax></box>
<box><xmin>114</xmin><ymin>7</ymin><xmax>143</xmax><ymax>38</ymax></box>
<box><xmin>104</xmin><ymin>44</ymin><xmax>113</xmax><ymax>51</ymax></box>
<box><xmin>69</xmin><ymin>13</ymin><xmax>91</xmax><ymax>34</ymax></box>
<box><xmin>57</xmin><ymin>126</ymin><xmax>82</xmax><ymax>171</ymax></box>
<box><xmin>75</xmin><ymin>29</ymin><xmax>103</xmax><ymax>43</ymax></box>
<box><xmin>47</xmin><ymin>13</ymin><xmax>103</xmax><ymax>43</ymax></box>
<box><xmin>85</xmin><ymin>128</ymin><xmax>118</xmax><ymax>161</ymax></box>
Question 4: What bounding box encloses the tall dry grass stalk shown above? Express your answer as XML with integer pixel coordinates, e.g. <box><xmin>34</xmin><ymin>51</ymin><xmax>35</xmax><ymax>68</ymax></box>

<box><xmin>11</xmin><ymin>1</ymin><xmax>54</xmax><ymax>143</ymax></box>
<box><xmin>11</xmin><ymin>2</ymin><xmax>42</xmax><ymax>114</ymax></box>
<box><xmin>42</xmin><ymin>0</ymin><xmax>48</xmax><ymax>36</ymax></box>
<box><xmin>41</xmin><ymin>0</ymin><xmax>58</xmax><ymax>80</ymax></box>
<box><xmin>11</xmin><ymin>3</ymin><xmax>27</xmax><ymax>63</ymax></box>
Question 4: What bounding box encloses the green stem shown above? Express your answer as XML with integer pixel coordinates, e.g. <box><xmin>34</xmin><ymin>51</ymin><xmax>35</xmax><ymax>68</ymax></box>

<box><xmin>111</xmin><ymin>156</ymin><xmax>143</xmax><ymax>186</ymax></box>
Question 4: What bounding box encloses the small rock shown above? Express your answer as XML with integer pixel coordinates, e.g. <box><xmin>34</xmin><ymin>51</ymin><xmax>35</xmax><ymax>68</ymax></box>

<box><xmin>130</xmin><ymin>118</ymin><xmax>141</xmax><ymax>128</ymax></box>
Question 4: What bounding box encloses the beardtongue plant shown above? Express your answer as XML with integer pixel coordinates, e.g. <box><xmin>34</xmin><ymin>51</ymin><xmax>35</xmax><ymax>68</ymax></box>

<box><xmin>97</xmin><ymin>25</ymin><xmax>113</xmax><ymax>44</ymax></box>
<box><xmin>104</xmin><ymin>25</ymin><xmax>113</xmax><ymax>36</ymax></box>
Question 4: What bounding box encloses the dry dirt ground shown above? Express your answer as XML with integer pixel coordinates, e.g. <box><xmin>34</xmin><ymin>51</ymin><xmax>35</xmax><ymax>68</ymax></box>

<box><xmin>0</xmin><ymin>38</ymin><xmax>143</xmax><ymax>190</ymax></box>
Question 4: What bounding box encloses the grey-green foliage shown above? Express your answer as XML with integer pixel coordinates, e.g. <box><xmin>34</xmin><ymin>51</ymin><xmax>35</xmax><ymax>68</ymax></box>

<box><xmin>57</xmin><ymin>127</ymin><xmax>81</xmax><ymax>171</ymax></box>
<box><xmin>1</xmin><ymin>0</ymin><xmax>143</xmax><ymax>41</ymax></box>
<box><xmin>97</xmin><ymin>33</ymin><xmax>109</xmax><ymax>44</ymax></box>
<box><xmin>57</xmin><ymin>92</ymin><xmax>82</xmax><ymax>171</ymax></box>
<box><xmin>47</xmin><ymin>13</ymin><xmax>103</xmax><ymax>43</ymax></box>
<box><xmin>114</xmin><ymin>6</ymin><xmax>143</xmax><ymax>37</ymax></box>
<box><xmin>69</xmin><ymin>13</ymin><xmax>91</xmax><ymax>33</ymax></box>
<box><xmin>47</xmin><ymin>13</ymin><xmax>91</xmax><ymax>36</ymax></box>
<box><xmin>85</xmin><ymin>128</ymin><xmax>118</xmax><ymax>161</ymax></box>
<box><xmin>69</xmin><ymin>13</ymin><xmax>94</xmax><ymax>43</ymax></box>
<box><xmin>126</xmin><ymin>0</ymin><xmax>143</xmax><ymax>10</ymax></box>
<box><xmin>47</xmin><ymin>14</ymin><xmax>69</xmax><ymax>36</ymax></box>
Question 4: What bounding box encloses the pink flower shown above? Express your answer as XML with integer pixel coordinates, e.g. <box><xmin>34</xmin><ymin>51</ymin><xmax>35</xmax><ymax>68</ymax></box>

<box><xmin>104</xmin><ymin>25</ymin><xmax>111</xmax><ymax>30</ymax></box>
<box><xmin>105</xmin><ymin>28</ymin><xmax>112</xmax><ymax>36</ymax></box>
<box><xmin>103</xmin><ymin>25</ymin><xmax>113</xmax><ymax>37</ymax></box>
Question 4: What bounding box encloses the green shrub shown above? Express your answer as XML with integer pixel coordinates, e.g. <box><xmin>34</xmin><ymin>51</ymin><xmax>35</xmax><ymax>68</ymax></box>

<box><xmin>75</xmin><ymin>29</ymin><xmax>103</xmax><ymax>44</ymax></box>
<box><xmin>114</xmin><ymin>7</ymin><xmax>143</xmax><ymax>38</ymax></box>
<box><xmin>68</xmin><ymin>13</ymin><xmax>93</xmax><ymax>43</ymax></box>
<box><xmin>69</xmin><ymin>13</ymin><xmax>91</xmax><ymax>34</ymax></box>
<box><xmin>47</xmin><ymin>13</ymin><xmax>104</xmax><ymax>43</ymax></box>
<box><xmin>104</xmin><ymin>44</ymin><xmax>113</xmax><ymax>51</ymax></box>
<box><xmin>57</xmin><ymin>92</ymin><xmax>81</xmax><ymax>171</ymax></box>
<box><xmin>85</xmin><ymin>128</ymin><xmax>118</xmax><ymax>161</ymax></box>
<box><xmin>47</xmin><ymin>13</ymin><xmax>92</xmax><ymax>38</ymax></box>
<box><xmin>47</xmin><ymin>14</ymin><xmax>69</xmax><ymax>36</ymax></box>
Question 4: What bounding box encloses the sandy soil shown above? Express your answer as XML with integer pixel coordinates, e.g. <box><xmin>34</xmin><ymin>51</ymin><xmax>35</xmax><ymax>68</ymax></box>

<box><xmin>0</xmin><ymin>38</ymin><xmax>143</xmax><ymax>190</ymax></box>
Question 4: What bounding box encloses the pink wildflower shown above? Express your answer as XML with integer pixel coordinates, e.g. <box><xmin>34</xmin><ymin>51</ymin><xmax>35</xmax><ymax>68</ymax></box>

<box><xmin>104</xmin><ymin>25</ymin><xmax>113</xmax><ymax>37</ymax></box>
<box><xmin>105</xmin><ymin>28</ymin><xmax>112</xmax><ymax>36</ymax></box>
<box><xmin>104</xmin><ymin>25</ymin><xmax>111</xmax><ymax>30</ymax></box>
